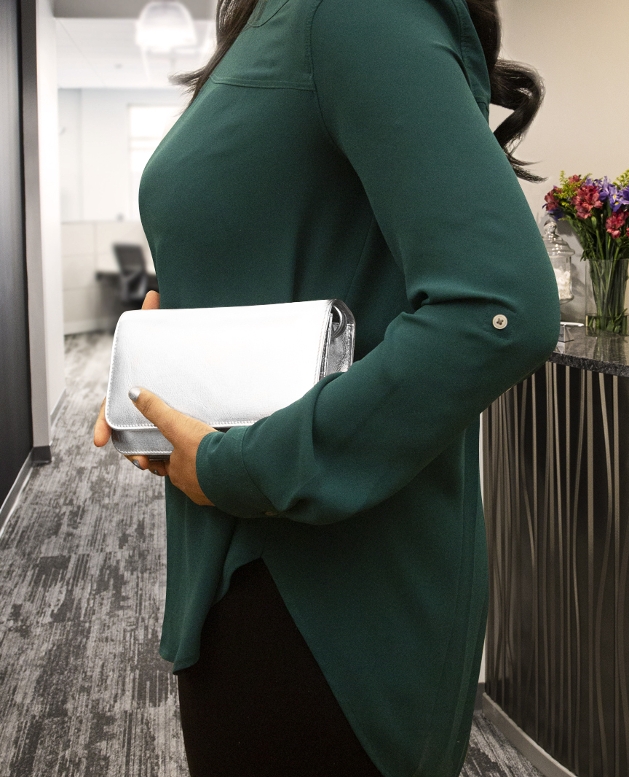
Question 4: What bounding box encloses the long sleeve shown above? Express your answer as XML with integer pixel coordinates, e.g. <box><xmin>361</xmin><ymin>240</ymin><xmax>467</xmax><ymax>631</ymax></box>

<box><xmin>195</xmin><ymin>0</ymin><xmax>560</xmax><ymax>524</ymax></box>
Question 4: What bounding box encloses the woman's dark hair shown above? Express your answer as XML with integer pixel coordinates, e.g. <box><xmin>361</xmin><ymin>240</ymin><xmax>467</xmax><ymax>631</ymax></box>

<box><xmin>172</xmin><ymin>0</ymin><xmax>258</xmax><ymax>98</ymax></box>
<box><xmin>464</xmin><ymin>0</ymin><xmax>545</xmax><ymax>182</ymax></box>
<box><xmin>174</xmin><ymin>0</ymin><xmax>545</xmax><ymax>183</ymax></box>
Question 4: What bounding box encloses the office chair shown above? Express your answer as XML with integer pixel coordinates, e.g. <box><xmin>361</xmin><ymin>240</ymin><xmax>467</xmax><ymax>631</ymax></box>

<box><xmin>112</xmin><ymin>244</ymin><xmax>159</xmax><ymax>306</ymax></box>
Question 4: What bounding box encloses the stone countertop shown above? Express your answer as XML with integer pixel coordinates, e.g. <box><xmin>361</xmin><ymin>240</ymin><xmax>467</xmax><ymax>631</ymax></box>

<box><xmin>550</xmin><ymin>326</ymin><xmax>629</xmax><ymax>376</ymax></box>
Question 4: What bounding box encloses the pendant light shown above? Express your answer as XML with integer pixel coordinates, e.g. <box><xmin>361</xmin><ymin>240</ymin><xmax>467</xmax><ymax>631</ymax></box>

<box><xmin>135</xmin><ymin>1</ymin><xmax>198</xmax><ymax>54</ymax></box>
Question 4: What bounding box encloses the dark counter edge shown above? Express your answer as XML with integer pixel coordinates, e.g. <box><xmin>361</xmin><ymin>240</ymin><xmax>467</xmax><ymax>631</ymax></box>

<box><xmin>549</xmin><ymin>325</ymin><xmax>629</xmax><ymax>377</ymax></box>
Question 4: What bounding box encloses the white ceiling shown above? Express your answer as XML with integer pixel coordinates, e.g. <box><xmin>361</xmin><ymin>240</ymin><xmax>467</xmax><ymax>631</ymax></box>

<box><xmin>54</xmin><ymin>0</ymin><xmax>216</xmax><ymax>20</ymax></box>
<box><xmin>56</xmin><ymin>17</ymin><xmax>217</xmax><ymax>89</ymax></box>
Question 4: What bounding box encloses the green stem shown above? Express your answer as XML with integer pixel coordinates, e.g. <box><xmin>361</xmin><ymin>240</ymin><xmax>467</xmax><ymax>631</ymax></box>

<box><xmin>587</xmin><ymin>232</ymin><xmax>629</xmax><ymax>335</ymax></box>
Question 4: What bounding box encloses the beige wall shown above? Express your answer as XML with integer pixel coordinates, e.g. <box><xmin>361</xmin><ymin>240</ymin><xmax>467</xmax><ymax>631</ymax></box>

<box><xmin>491</xmin><ymin>0</ymin><xmax>629</xmax><ymax>323</ymax></box>
<box><xmin>497</xmin><ymin>0</ymin><xmax>629</xmax><ymax>216</ymax></box>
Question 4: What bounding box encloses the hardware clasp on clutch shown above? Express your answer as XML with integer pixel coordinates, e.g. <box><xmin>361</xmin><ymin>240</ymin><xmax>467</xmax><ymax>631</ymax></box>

<box><xmin>331</xmin><ymin>303</ymin><xmax>347</xmax><ymax>339</ymax></box>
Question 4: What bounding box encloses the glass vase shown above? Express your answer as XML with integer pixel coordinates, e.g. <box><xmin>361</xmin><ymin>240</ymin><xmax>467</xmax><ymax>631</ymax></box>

<box><xmin>585</xmin><ymin>253</ymin><xmax>629</xmax><ymax>335</ymax></box>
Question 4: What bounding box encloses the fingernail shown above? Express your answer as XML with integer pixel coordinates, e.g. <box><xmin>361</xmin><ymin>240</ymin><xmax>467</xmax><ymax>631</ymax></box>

<box><xmin>128</xmin><ymin>386</ymin><xmax>141</xmax><ymax>402</ymax></box>
<box><xmin>132</xmin><ymin>459</ymin><xmax>142</xmax><ymax>469</ymax></box>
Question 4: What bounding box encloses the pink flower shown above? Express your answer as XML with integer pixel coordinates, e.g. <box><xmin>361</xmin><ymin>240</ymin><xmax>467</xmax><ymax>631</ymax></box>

<box><xmin>606</xmin><ymin>211</ymin><xmax>628</xmax><ymax>238</ymax></box>
<box><xmin>573</xmin><ymin>184</ymin><xmax>604</xmax><ymax>219</ymax></box>
<box><xmin>544</xmin><ymin>188</ymin><xmax>563</xmax><ymax>215</ymax></box>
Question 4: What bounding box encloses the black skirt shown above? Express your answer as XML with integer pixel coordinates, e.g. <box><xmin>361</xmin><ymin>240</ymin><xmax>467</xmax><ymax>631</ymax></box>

<box><xmin>177</xmin><ymin>558</ymin><xmax>384</xmax><ymax>777</ymax></box>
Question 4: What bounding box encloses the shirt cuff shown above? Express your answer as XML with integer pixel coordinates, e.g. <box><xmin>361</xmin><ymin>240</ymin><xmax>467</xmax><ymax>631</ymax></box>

<box><xmin>195</xmin><ymin>426</ymin><xmax>279</xmax><ymax>519</ymax></box>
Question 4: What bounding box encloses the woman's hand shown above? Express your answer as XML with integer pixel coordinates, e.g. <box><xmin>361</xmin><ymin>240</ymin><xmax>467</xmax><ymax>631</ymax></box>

<box><xmin>127</xmin><ymin>387</ymin><xmax>217</xmax><ymax>507</ymax></box>
<box><xmin>92</xmin><ymin>289</ymin><xmax>216</xmax><ymax>506</ymax></box>
<box><xmin>93</xmin><ymin>290</ymin><xmax>160</xmax><ymax>451</ymax></box>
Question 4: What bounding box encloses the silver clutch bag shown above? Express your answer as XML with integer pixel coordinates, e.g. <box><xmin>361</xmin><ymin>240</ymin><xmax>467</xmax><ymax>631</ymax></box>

<box><xmin>105</xmin><ymin>299</ymin><xmax>355</xmax><ymax>458</ymax></box>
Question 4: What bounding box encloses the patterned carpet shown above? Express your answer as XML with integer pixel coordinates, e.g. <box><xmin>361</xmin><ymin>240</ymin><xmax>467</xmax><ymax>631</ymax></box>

<box><xmin>0</xmin><ymin>331</ymin><xmax>543</xmax><ymax>777</ymax></box>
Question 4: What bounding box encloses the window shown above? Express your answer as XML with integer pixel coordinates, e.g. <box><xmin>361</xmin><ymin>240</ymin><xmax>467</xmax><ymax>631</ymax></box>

<box><xmin>129</xmin><ymin>105</ymin><xmax>180</xmax><ymax>219</ymax></box>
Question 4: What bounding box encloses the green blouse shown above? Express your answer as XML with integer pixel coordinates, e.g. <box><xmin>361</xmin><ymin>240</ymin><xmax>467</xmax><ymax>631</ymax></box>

<box><xmin>138</xmin><ymin>0</ymin><xmax>560</xmax><ymax>774</ymax></box>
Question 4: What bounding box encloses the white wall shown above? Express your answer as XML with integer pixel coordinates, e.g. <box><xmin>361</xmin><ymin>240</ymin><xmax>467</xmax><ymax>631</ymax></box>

<box><xmin>37</xmin><ymin>0</ymin><xmax>65</xmax><ymax>419</ymax></box>
<box><xmin>58</xmin><ymin>88</ymin><xmax>185</xmax><ymax>222</ymax></box>
<box><xmin>61</xmin><ymin>220</ymin><xmax>156</xmax><ymax>334</ymax></box>
<box><xmin>57</xmin><ymin>88</ymin><xmax>186</xmax><ymax>333</ymax></box>
<box><xmin>58</xmin><ymin>89</ymin><xmax>82</xmax><ymax>223</ymax></box>
<box><xmin>22</xmin><ymin>0</ymin><xmax>65</xmax><ymax>449</ymax></box>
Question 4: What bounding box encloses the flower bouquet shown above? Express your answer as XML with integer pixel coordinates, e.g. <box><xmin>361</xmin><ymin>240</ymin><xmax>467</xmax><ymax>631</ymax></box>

<box><xmin>544</xmin><ymin>170</ymin><xmax>629</xmax><ymax>334</ymax></box>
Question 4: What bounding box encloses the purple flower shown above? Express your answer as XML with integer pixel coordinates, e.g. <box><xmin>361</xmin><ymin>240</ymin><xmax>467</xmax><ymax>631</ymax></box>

<box><xmin>588</xmin><ymin>177</ymin><xmax>629</xmax><ymax>214</ymax></box>
<box><xmin>610</xmin><ymin>186</ymin><xmax>629</xmax><ymax>212</ymax></box>
<box><xmin>594</xmin><ymin>177</ymin><xmax>617</xmax><ymax>204</ymax></box>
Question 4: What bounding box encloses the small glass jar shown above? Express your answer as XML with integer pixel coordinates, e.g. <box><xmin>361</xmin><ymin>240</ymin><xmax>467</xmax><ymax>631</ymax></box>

<box><xmin>543</xmin><ymin>220</ymin><xmax>574</xmax><ymax>302</ymax></box>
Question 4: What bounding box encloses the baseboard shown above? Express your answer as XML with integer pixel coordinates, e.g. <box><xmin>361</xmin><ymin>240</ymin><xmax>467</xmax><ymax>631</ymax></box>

<box><xmin>482</xmin><ymin>694</ymin><xmax>577</xmax><ymax>777</ymax></box>
<box><xmin>64</xmin><ymin>317</ymin><xmax>117</xmax><ymax>335</ymax></box>
<box><xmin>0</xmin><ymin>451</ymin><xmax>33</xmax><ymax>539</ymax></box>
<box><xmin>32</xmin><ymin>445</ymin><xmax>52</xmax><ymax>465</ymax></box>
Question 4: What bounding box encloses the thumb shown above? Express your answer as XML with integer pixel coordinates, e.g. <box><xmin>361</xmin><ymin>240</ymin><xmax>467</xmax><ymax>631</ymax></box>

<box><xmin>142</xmin><ymin>291</ymin><xmax>160</xmax><ymax>310</ymax></box>
<box><xmin>128</xmin><ymin>386</ymin><xmax>181</xmax><ymax>443</ymax></box>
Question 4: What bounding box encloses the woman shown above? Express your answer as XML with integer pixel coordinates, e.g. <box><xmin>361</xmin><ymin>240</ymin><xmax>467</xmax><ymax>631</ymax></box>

<box><xmin>94</xmin><ymin>0</ymin><xmax>559</xmax><ymax>775</ymax></box>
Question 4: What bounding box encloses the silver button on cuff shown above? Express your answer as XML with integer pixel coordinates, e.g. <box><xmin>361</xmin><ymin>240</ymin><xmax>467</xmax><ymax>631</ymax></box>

<box><xmin>493</xmin><ymin>314</ymin><xmax>508</xmax><ymax>330</ymax></box>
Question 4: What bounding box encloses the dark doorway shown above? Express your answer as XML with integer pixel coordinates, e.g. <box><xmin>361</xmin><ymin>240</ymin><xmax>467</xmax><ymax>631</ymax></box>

<box><xmin>0</xmin><ymin>0</ymin><xmax>32</xmax><ymax>510</ymax></box>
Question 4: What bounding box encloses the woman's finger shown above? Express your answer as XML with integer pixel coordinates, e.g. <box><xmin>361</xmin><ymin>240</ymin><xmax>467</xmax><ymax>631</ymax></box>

<box><xmin>128</xmin><ymin>387</ymin><xmax>183</xmax><ymax>445</ymax></box>
<box><xmin>93</xmin><ymin>397</ymin><xmax>112</xmax><ymax>447</ymax></box>
<box><xmin>127</xmin><ymin>387</ymin><xmax>214</xmax><ymax>503</ymax></box>
<box><xmin>142</xmin><ymin>290</ymin><xmax>160</xmax><ymax>310</ymax></box>
<box><xmin>125</xmin><ymin>455</ymin><xmax>169</xmax><ymax>477</ymax></box>
<box><xmin>126</xmin><ymin>454</ymin><xmax>149</xmax><ymax>469</ymax></box>
<box><xmin>148</xmin><ymin>459</ymin><xmax>169</xmax><ymax>477</ymax></box>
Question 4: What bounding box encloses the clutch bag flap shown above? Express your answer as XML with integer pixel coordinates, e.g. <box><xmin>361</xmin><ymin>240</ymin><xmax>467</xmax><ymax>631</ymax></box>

<box><xmin>105</xmin><ymin>299</ymin><xmax>355</xmax><ymax>457</ymax></box>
